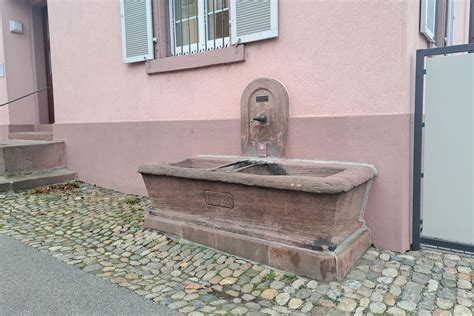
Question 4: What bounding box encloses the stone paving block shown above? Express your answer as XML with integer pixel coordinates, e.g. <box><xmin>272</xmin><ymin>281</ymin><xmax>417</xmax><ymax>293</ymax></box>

<box><xmin>0</xmin><ymin>182</ymin><xmax>472</xmax><ymax>315</ymax></box>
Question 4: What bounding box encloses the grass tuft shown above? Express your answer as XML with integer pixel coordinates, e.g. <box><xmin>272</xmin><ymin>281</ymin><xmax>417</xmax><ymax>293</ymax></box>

<box><xmin>124</xmin><ymin>196</ymin><xmax>141</xmax><ymax>205</ymax></box>
<box><xmin>263</xmin><ymin>271</ymin><xmax>277</xmax><ymax>282</ymax></box>
<box><xmin>285</xmin><ymin>273</ymin><xmax>298</xmax><ymax>282</ymax></box>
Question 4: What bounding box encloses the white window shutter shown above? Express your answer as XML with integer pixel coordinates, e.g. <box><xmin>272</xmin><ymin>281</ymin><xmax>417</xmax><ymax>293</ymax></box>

<box><xmin>445</xmin><ymin>0</ymin><xmax>455</xmax><ymax>46</ymax></box>
<box><xmin>420</xmin><ymin>0</ymin><xmax>437</xmax><ymax>42</ymax></box>
<box><xmin>230</xmin><ymin>0</ymin><xmax>278</xmax><ymax>45</ymax></box>
<box><xmin>120</xmin><ymin>0</ymin><xmax>154</xmax><ymax>64</ymax></box>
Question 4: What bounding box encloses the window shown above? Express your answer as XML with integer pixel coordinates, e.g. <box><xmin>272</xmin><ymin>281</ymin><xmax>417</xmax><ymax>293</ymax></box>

<box><xmin>420</xmin><ymin>0</ymin><xmax>437</xmax><ymax>43</ymax></box>
<box><xmin>420</xmin><ymin>0</ymin><xmax>456</xmax><ymax>47</ymax></box>
<box><xmin>120</xmin><ymin>0</ymin><xmax>279</xmax><ymax>69</ymax></box>
<box><xmin>168</xmin><ymin>0</ymin><xmax>230</xmax><ymax>56</ymax></box>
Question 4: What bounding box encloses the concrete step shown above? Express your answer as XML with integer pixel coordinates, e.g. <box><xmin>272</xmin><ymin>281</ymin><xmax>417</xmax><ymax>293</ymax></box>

<box><xmin>0</xmin><ymin>140</ymin><xmax>66</xmax><ymax>176</ymax></box>
<box><xmin>35</xmin><ymin>124</ymin><xmax>53</xmax><ymax>132</ymax></box>
<box><xmin>0</xmin><ymin>169</ymin><xmax>77</xmax><ymax>192</ymax></box>
<box><xmin>9</xmin><ymin>132</ymin><xmax>53</xmax><ymax>141</ymax></box>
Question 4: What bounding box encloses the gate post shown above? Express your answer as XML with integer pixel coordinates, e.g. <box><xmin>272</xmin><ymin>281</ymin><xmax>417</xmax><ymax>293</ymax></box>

<box><xmin>412</xmin><ymin>49</ymin><xmax>425</xmax><ymax>251</ymax></box>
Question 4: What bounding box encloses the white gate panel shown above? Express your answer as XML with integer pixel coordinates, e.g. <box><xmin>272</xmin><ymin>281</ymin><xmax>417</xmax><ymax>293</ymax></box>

<box><xmin>422</xmin><ymin>53</ymin><xmax>474</xmax><ymax>245</ymax></box>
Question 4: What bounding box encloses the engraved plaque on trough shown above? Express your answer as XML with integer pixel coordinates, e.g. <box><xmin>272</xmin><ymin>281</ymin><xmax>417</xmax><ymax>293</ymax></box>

<box><xmin>204</xmin><ymin>191</ymin><xmax>234</xmax><ymax>209</ymax></box>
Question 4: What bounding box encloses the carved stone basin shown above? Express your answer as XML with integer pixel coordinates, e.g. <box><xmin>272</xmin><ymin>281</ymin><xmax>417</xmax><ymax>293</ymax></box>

<box><xmin>139</xmin><ymin>155</ymin><xmax>377</xmax><ymax>281</ymax></box>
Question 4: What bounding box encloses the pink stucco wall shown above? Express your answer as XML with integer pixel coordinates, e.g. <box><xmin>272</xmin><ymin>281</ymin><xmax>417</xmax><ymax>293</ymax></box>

<box><xmin>48</xmin><ymin>0</ymin><xmax>411</xmax><ymax>123</ymax></box>
<box><xmin>1</xmin><ymin>0</ymin><xmax>471</xmax><ymax>252</ymax></box>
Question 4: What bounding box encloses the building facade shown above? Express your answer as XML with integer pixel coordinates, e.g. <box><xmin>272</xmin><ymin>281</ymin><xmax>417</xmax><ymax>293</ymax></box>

<box><xmin>0</xmin><ymin>0</ymin><xmax>472</xmax><ymax>252</ymax></box>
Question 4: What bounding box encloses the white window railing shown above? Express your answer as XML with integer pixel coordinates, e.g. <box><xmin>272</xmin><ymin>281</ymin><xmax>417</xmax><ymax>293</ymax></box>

<box><xmin>169</xmin><ymin>0</ymin><xmax>230</xmax><ymax>56</ymax></box>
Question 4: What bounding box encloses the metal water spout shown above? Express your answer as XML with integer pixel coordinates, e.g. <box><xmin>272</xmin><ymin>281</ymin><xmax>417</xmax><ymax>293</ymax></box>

<box><xmin>251</xmin><ymin>113</ymin><xmax>268</xmax><ymax>124</ymax></box>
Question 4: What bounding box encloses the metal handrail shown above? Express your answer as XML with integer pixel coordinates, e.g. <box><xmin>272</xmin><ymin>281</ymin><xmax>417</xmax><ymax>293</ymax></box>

<box><xmin>0</xmin><ymin>86</ymin><xmax>51</xmax><ymax>107</ymax></box>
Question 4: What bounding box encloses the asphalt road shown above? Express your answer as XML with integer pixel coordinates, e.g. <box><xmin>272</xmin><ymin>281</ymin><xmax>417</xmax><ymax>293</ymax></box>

<box><xmin>0</xmin><ymin>234</ymin><xmax>179</xmax><ymax>316</ymax></box>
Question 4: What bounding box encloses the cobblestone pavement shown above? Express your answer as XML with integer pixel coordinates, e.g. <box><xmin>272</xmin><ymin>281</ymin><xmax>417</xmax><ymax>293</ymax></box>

<box><xmin>0</xmin><ymin>182</ymin><xmax>472</xmax><ymax>315</ymax></box>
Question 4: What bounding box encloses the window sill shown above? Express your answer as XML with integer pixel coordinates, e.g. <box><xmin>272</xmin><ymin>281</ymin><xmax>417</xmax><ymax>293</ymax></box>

<box><xmin>146</xmin><ymin>45</ymin><xmax>245</xmax><ymax>74</ymax></box>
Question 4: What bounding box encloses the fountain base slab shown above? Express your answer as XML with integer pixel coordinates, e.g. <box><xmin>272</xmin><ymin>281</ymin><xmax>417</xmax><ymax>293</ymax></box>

<box><xmin>145</xmin><ymin>212</ymin><xmax>371</xmax><ymax>281</ymax></box>
<box><xmin>139</xmin><ymin>155</ymin><xmax>377</xmax><ymax>281</ymax></box>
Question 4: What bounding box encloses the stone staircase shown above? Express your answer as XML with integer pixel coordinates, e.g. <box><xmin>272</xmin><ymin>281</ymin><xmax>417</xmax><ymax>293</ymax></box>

<box><xmin>0</xmin><ymin>130</ymin><xmax>76</xmax><ymax>192</ymax></box>
<box><xmin>8</xmin><ymin>131</ymin><xmax>53</xmax><ymax>141</ymax></box>
<box><xmin>8</xmin><ymin>124</ymin><xmax>53</xmax><ymax>141</ymax></box>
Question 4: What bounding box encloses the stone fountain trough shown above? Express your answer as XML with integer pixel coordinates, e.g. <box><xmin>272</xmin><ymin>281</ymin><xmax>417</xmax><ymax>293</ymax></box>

<box><xmin>139</xmin><ymin>78</ymin><xmax>377</xmax><ymax>281</ymax></box>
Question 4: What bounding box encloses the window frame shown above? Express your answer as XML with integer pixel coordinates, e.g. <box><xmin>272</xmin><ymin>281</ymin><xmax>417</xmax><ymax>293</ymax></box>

<box><xmin>147</xmin><ymin>0</ymin><xmax>248</xmax><ymax>74</ymax></box>
<box><xmin>420</xmin><ymin>0</ymin><xmax>456</xmax><ymax>47</ymax></box>
<box><xmin>168</xmin><ymin>0</ymin><xmax>230</xmax><ymax>56</ymax></box>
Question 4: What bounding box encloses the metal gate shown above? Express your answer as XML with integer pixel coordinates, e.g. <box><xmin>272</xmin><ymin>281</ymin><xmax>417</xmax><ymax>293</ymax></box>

<box><xmin>412</xmin><ymin>44</ymin><xmax>474</xmax><ymax>252</ymax></box>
